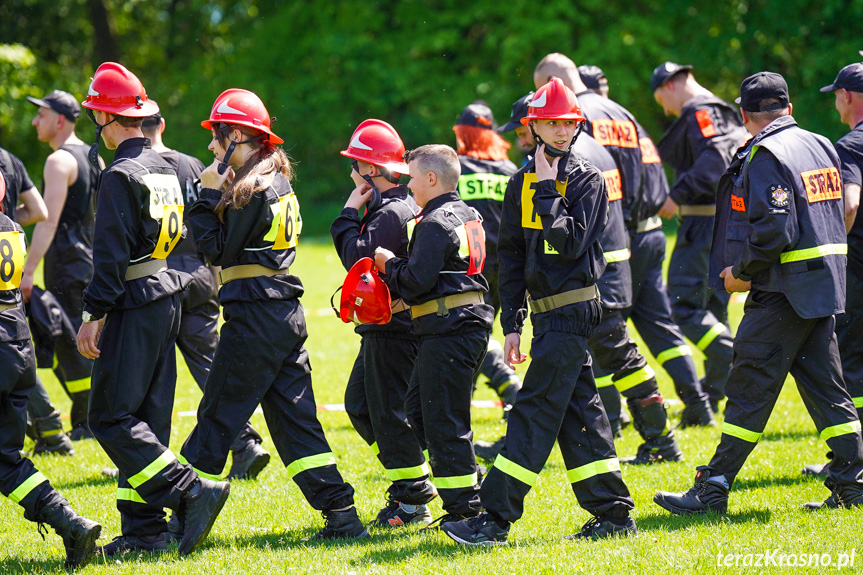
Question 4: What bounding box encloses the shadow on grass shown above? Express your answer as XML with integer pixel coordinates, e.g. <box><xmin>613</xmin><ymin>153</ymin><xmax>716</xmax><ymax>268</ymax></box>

<box><xmin>636</xmin><ymin>508</ymin><xmax>771</xmax><ymax>532</ymax></box>
<box><xmin>0</xmin><ymin>557</ymin><xmax>63</xmax><ymax>574</ymax></box>
<box><xmin>732</xmin><ymin>473</ymin><xmax>816</xmax><ymax>490</ymax></box>
<box><xmin>54</xmin><ymin>473</ymin><xmax>117</xmax><ymax>490</ymax></box>
<box><xmin>760</xmin><ymin>430</ymin><xmax>818</xmax><ymax>442</ymax></box>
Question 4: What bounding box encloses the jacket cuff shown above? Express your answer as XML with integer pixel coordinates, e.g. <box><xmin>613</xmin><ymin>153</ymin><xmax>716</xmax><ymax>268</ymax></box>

<box><xmin>199</xmin><ymin>188</ymin><xmax>222</xmax><ymax>200</ymax></box>
<box><xmin>82</xmin><ymin>303</ymin><xmax>107</xmax><ymax>321</ymax></box>
<box><xmin>731</xmin><ymin>264</ymin><xmax>751</xmax><ymax>282</ymax></box>
<box><xmin>340</xmin><ymin>207</ymin><xmax>360</xmax><ymax>218</ymax></box>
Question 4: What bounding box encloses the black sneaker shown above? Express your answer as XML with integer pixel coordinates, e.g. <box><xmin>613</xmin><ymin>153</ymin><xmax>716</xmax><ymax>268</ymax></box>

<box><xmin>99</xmin><ymin>534</ymin><xmax>168</xmax><ymax>557</ymax></box>
<box><xmin>441</xmin><ymin>512</ymin><xmax>509</xmax><ymax>546</ymax></box>
<box><xmin>474</xmin><ymin>437</ymin><xmax>505</xmax><ymax>462</ymax></box>
<box><xmin>802</xmin><ymin>462</ymin><xmax>829</xmax><ymax>477</ymax></box>
<box><xmin>653</xmin><ymin>465</ymin><xmax>729</xmax><ymax>515</ymax></box>
<box><xmin>420</xmin><ymin>512</ymin><xmax>479</xmax><ymax>533</ymax></box>
<box><xmin>372</xmin><ymin>500</ymin><xmax>432</xmax><ymax>527</ymax></box>
<box><xmin>564</xmin><ymin>514</ymin><xmax>637</xmax><ymax>541</ymax></box>
<box><xmin>312</xmin><ymin>507</ymin><xmax>369</xmax><ymax>541</ymax></box>
<box><xmin>177</xmin><ymin>477</ymin><xmax>231</xmax><ymax>555</ymax></box>
<box><xmin>679</xmin><ymin>401</ymin><xmax>716</xmax><ymax>428</ymax></box>
<box><xmin>803</xmin><ymin>493</ymin><xmax>839</xmax><ymax>510</ymax></box>
<box><xmin>621</xmin><ymin>433</ymin><xmax>684</xmax><ymax>465</ymax></box>
<box><xmin>227</xmin><ymin>441</ymin><xmax>270</xmax><ymax>480</ymax></box>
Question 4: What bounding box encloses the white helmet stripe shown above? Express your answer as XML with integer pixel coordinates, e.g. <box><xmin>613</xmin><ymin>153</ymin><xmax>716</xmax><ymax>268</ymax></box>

<box><xmin>350</xmin><ymin>133</ymin><xmax>374</xmax><ymax>151</ymax></box>
<box><xmin>216</xmin><ymin>100</ymin><xmax>248</xmax><ymax>116</ymax></box>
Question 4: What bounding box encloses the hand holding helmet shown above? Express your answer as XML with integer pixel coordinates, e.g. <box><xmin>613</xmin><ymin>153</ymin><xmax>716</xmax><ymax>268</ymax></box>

<box><xmin>373</xmin><ymin>247</ymin><xmax>394</xmax><ymax>273</ymax></box>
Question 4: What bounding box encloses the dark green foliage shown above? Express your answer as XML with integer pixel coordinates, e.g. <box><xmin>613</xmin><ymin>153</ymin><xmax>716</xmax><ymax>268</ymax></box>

<box><xmin>2</xmin><ymin>0</ymin><xmax>860</xmax><ymax>234</ymax></box>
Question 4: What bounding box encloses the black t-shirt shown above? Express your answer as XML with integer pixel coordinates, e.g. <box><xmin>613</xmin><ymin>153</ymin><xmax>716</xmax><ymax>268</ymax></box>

<box><xmin>0</xmin><ymin>147</ymin><xmax>36</xmax><ymax>221</ymax></box>
<box><xmin>836</xmin><ymin>122</ymin><xmax>863</xmax><ymax>243</ymax></box>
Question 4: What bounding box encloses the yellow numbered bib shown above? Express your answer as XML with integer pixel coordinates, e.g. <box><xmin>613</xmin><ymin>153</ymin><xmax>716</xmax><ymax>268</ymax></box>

<box><xmin>521</xmin><ymin>173</ymin><xmax>567</xmax><ymax>229</ymax></box>
<box><xmin>142</xmin><ymin>173</ymin><xmax>185</xmax><ymax>259</ymax></box>
<box><xmin>0</xmin><ymin>231</ymin><xmax>26</xmax><ymax>290</ymax></box>
<box><xmin>264</xmin><ymin>193</ymin><xmax>302</xmax><ymax>249</ymax></box>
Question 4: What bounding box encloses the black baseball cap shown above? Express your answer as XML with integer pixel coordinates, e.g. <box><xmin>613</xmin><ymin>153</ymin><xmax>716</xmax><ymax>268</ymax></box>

<box><xmin>498</xmin><ymin>92</ymin><xmax>534</xmax><ymax>133</ymax></box>
<box><xmin>578</xmin><ymin>65</ymin><xmax>607</xmax><ymax>91</ymax></box>
<box><xmin>735</xmin><ymin>72</ymin><xmax>789</xmax><ymax>112</ymax></box>
<box><xmin>26</xmin><ymin>90</ymin><xmax>81</xmax><ymax>121</ymax></box>
<box><xmin>650</xmin><ymin>61</ymin><xmax>693</xmax><ymax>92</ymax></box>
<box><xmin>455</xmin><ymin>103</ymin><xmax>496</xmax><ymax>130</ymax></box>
<box><xmin>820</xmin><ymin>63</ymin><xmax>863</xmax><ymax>93</ymax></box>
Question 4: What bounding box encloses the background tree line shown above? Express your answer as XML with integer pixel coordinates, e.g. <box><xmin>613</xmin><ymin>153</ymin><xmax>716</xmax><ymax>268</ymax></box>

<box><xmin>1</xmin><ymin>0</ymin><xmax>858</xmax><ymax>234</ymax></box>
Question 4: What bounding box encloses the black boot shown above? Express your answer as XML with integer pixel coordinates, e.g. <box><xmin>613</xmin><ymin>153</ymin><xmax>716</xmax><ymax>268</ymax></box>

<box><xmin>621</xmin><ymin>394</ymin><xmax>683</xmax><ymax>464</ymax></box>
<box><xmin>176</xmin><ymin>477</ymin><xmax>231</xmax><ymax>555</ymax></box>
<box><xmin>474</xmin><ymin>436</ymin><xmax>505</xmax><ymax>462</ymax></box>
<box><xmin>654</xmin><ymin>465</ymin><xmax>729</xmax><ymax>515</ymax></box>
<box><xmin>679</xmin><ymin>399</ymin><xmax>716</xmax><ymax>428</ymax></box>
<box><xmin>227</xmin><ymin>440</ymin><xmax>271</xmax><ymax>480</ymax></box>
<box><xmin>31</xmin><ymin>411</ymin><xmax>75</xmax><ymax>456</ymax></box>
<box><xmin>28</xmin><ymin>491</ymin><xmax>101</xmax><ymax>569</ymax></box>
<box><xmin>802</xmin><ymin>451</ymin><xmax>832</xmax><ymax>477</ymax></box>
<box><xmin>312</xmin><ymin>507</ymin><xmax>369</xmax><ymax>541</ymax></box>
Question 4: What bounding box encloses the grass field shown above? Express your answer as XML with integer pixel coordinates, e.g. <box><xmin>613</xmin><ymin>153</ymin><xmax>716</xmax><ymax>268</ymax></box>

<box><xmin>2</xmin><ymin>238</ymin><xmax>861</xmax><ymax>574</ymax></box>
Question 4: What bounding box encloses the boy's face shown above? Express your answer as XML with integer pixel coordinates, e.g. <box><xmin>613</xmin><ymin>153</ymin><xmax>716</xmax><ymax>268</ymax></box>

<box><xmin>407</xmin><ymin>160</ymin><xmax>433</xmax><ymax>208</ymax></box>
<box><xmin>531</xmin><ymin>119</ymin><xmax>578</xmax><ymax>152</ymax></box>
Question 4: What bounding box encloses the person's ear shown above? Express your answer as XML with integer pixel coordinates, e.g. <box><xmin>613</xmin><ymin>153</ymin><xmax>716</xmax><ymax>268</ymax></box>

<box><xmin>368</xmin><ymin>164</ymin><xmax>380</xmax><ymax>178</ymax></box>
<box><xmin>427</xmin><ymin>171</ymin><xmax>437</xmax><ymax>187</ymax></box>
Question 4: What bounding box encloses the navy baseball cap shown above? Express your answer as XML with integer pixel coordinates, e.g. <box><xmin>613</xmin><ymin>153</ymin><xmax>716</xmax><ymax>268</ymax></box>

<box><xmin>735</xmin><ymin>72</ymin><xmax>789</xmax><ymax>112</ymax></box>
<box><xmin>26</xmin><ymin>90</ymin><xmax>81</xmax><ymax>121</ymax></box>
<box><xmin>578</xmin><ymin>65</ymin><xmax>607</xmax><ymax>91</ymax></box>
<box><xmin>455</xmin><ymin>103</ymin><xmax>496</xmax><ymax>130</ymax></box>
<box><xmin>820</xmin><ymin>63</ymin><xmax>863</xmax><ymax>93</ymax></box>
<box><xmin>650</xmin><ymin>61</ymin><xmax>693</xmax><ymax>92</ymax></box>
<box><xmin>498</xmin><ymin>92</ymin><xmax>534</xmax><ymax>133</ymax></box>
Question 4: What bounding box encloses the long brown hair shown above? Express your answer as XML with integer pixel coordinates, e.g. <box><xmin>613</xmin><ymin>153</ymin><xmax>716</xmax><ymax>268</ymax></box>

<box><xmin>213</xmin><ymin>123</ymin><xmax>294</xmax><ymax>220</ymax></box>
<box><xmin>453</xmin><ymin>124</ymin><xmax>511</xmax><ymax>161</ymax></box>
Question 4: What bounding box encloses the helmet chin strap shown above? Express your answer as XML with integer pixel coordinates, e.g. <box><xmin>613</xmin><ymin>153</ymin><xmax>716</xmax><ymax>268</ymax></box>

<box><xmin>217</xmin><ymin>125</ymin><xmax>266</xmax><ymax>175</ymax></box>
<box><xmin>86</xmin><ymin>109</ymin><xmax>118</xmax><ymax>174</ymax></box>
<box><xmin>350</xmin><ymin>159</ymin><xmax>383</xmax><ymax>212</ymax></box>
<box><xmin>528</xmin><ymin>121</ymin><xmax>584</xmax><ymax>159</ymax></box>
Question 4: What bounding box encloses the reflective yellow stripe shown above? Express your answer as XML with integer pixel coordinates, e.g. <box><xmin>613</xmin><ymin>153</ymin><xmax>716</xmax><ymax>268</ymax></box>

<box><xmin>614</xmin><ymin>365</ymin><xmax>656</xmax><ymax>392</ymax></box>
<box><xmin>722</xmin><ymin>422</ymin><xmax>762</xmax><ymax>443</ymax></box>
<box><xmin>603</xmin><ymin>248</ymin><xmax>631</xmax><ymax>263</ymax></box>
<box><xmin>286</xmin><ymin>453</ymin><xmax>336</xmax><ymax>479</ymax></box>
<box><xmin>386</xmin><ymin>462</ymin><xmax>431</xmax><ymax>482</ymax></box>
<box><xmin>117</xmin><ymin>488</ymin><xmax>146</xmax><ymax>504</ymax></box>
<box><xmin>424</xmin><ymin>449</ymin><xmax>430</xmax><ymax>462</ymax></box>
<box><xmin>853</xmin><ymin>397</ymin><xmax>863</xmax><ymax>409</ymax></box>
<box><xmin>493</xmin><ymin>454</ymin><xmax>538</xmax><ymax>486</ymax></box>
<box><xmin>129</xmin><ymin>450</ymin><xmax>176</xmax><ymax>488</ymax></box>
<box><xmin>496</xmin><ymin>378</ymin><xmax>515</xmax><ymax>394</ymax></box>
<box><xmin>65</xmin><ymin>377</ymin><xmax>90</xmax><ymax>393</ymax></box>
<box><xmin>696</xmin><ymin>324</ymin><xmax>727</xmax><ymax>351</ymax></box>
<box><xmin>780</xmin><ymin>243</ymin><xmax>847</xmax><ymax>264</ymax></box>
<box><xmin>369</xmin><ymin>442</ymin><xmax>380</xmax><ymax>456</ymax></box>
<box><xmin>655</xmin><ymin>345</ymin><xmax>692</xmax><ymax>365</ymax></box>
<box><xmin>595</xmin><ymin>374</ymin><xmax>615</xmax><ymax>388</ymax></box>
<box><xmin>8</xmin><ymin>472</ymin><xmax>47</xmax><ymax>504</ymax></box>
<box><xmin>567</xmin><ymin>458</ymin><xmax>620</xmax><ymax>483</ymax></box>
<box><xmin>41</xmin><ymin>429</ymin><xmax>62</xmax><ymax>438</ymax></box>
<box><xmin>424</xmin><ymin>449</ymin><xmax>433</xmax><ymax>480</ymax></box>
<box><xmin>434</xmin><ymin>473</ymin><xmax>478</xmax><ymax>490</ymax></box>
<box><xmin>820</xmin><ymin>420</ymin><xmax>862</xmax><ymax>442</ymax></box>
<box><xmin>178</xmin><ymin>453</ymin><xmax>222</xmax><ymax>481</ymax></box>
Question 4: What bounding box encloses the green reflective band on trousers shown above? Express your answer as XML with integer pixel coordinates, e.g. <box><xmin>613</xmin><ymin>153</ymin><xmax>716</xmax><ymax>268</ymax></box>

<box><xmin>386</xmin><ymin>461</ymin><xmax>431</xmax><ymax>482</ymax></box>
<box><xmin>595</xmin><ymin>374</ymin><xmax>615</xmax><ymax>388</ymax></box>
<box><xmin>286</xmin><ymin>452</ymin><xmax>336</xmax><ymax>479</ymax></box>
<box><xmin>434</xmin><ymin>473</ymin><xmax>478</xmax><ymax>490</ymax></box>
<box><xmin>722</xmin><ymin>422</ymin><xmax>762</xmax><ymax>443</ymax></box>
<box><xmin>696</xmin><ymin>323</ymin><xmax>727</xmax><ymax>351</ymax></box>
<box><xmin>41</xmin><ymin>429</ymin><xmax>62</xmax><ymax>437</ymax></box>
<box><xmin>493</xmin><ymin>454</ymin><xmax>538</xmax><ymax>486</ymax></box>
<box><xmin>655</xmin><ymin>345</ymin><xmax>692</xmax><ymax>365</ymax></box>
<box><xmin>457</xmin><ymin>173</ymin><xmax>510</xmax><ymax>202</ymax></box>
<box><xmin>603</xmin><ymin>248</ymin><xmax>631</xmax><ymax>263</ymax></box>
<box><xmin>8</xmin><ymin>471</ymin><xmax>47</xmax><ymax>504</ymax></box>
<box><xmin>128</xmin><ymin>450</ymin><xmax>177</xmax><ymax>489</ymax></box>
<box><xmin>853</xmin><ymin>397</ymin><xmax>863</xmax><ymax>409</ymax></box>
<box><xmin>567</xmin><ymin>458</ymin><xmax>620</xmax><ymax>483</ymax></box>
<box><xmin>614</xmin><ymin>365</ymin><xmax>656</xmax><ymax>392</ymax></box>
<box><xmin>820</xmin><ymin>420</ymin><xmax>862</xmax><ymax>442</ymax></box>
<box><xmin>117</xmin><ymin>487</ymin><xmax>146</xmax><ymax>504</ymax></box>
<box><xmin>780</xmin><ymin>243</ymin><xmax>847</xmax><ymax>264</ymax></box>
<box><xmin>177</xmin><ymin>453</ymin><xmax>222</xmax><ymax>481</ymax></box>
<box><xmin>65</xmin><ymin>377</ymin><xmax>90</xmax><ymax>393</ymax></box>
<box><xmin>369</xmin><ymin>442</ymin><xmax>380</xmax><ymax>456</ymax></box>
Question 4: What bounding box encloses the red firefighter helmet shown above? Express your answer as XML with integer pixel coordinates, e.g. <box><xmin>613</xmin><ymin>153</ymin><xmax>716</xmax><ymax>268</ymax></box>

<box><xmin>521</xmin><ymin>77</ymin><xmax>586</xmax><ymax>124</ymax></box>
<box><xmin>81</xmin><ymin>62</ymin><xmax>159</xmax><ymax>117</ymax></box>
<box><xmin>336</xmin><ymin>258</ymin><xmax>392</xmax><ymax>325</ymax></box>
<box><xmin>201</xmin><ymin>89</ymin><xmax>284</xmax><ymax>144</ymax></box>
<box><xmin>340</xmin><ymin>119</ymin><xmax>409</xmax><ymax>175</ymax></box>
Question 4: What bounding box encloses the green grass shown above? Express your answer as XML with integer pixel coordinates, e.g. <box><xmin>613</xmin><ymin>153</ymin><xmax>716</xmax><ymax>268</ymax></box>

<box><xmin>2</xmin><ymin>238</ymin><xmax>861</xmax><ymax>574</ymax></box>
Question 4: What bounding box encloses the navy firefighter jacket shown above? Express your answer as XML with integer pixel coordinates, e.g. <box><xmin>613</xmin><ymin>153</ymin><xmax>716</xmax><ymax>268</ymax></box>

<box><xmin>498</xmin><ymin>150</ymin><xmax>609</xmax><ymax>336</ymax></box>
<box><xmin>710</xmin><ymin>115</ymin><xmax>846</xmax><ymax>319</ymax></box>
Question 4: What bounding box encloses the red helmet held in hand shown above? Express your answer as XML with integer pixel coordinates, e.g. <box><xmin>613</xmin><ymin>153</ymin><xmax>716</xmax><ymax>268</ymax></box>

<box><xmin>333</xmin><ymin>258</ymin><xmax>393</xmax><ymax>325</ymax></box>
<box><xmin>340</xmin><ymin>119</ymin><xmax>409</xmax><ymax>176</ymax></box>
<box><xmin>82</xmin><ymin>62</ymin><xmax>159</xmax><ymax>117</ymax></box>
<box><xmin>202</xmin><ymin>89</ymin><xmax>283</xmax><ymax>144</ymax></box>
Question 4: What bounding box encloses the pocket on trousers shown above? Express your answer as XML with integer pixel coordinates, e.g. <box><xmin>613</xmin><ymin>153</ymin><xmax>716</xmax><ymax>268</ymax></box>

<box><xmin>731</xmin><ymin>341</ymin><xmax>783</xmax><ymax>399</ymax></box>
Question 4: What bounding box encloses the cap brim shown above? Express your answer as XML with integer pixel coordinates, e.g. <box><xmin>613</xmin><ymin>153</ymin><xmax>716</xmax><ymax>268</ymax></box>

<box><xmin>498</xmin><ymin>120</ymin><xmax>523</xmax><ymax>133</ymax></box>
<box><xmin>819</xmin><ymin>83</ymin><xmax>838</xmax><ymax>93</ymax></box>
<box><xmin>26</xmin><ymin>96</ymin><xmax>51</xmax><ymax>109</ymax></box>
